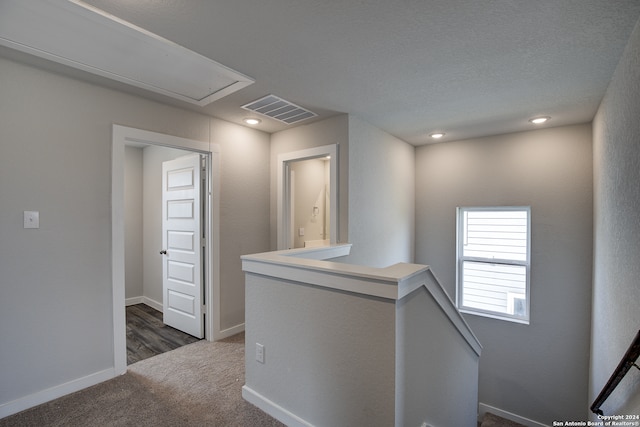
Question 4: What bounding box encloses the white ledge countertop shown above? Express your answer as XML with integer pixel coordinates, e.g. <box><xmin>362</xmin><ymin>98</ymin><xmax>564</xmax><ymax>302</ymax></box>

<box><xmin>241</xmin><ymin>244</ymin><xmax>432</xmax><ymax>300</ymax></box>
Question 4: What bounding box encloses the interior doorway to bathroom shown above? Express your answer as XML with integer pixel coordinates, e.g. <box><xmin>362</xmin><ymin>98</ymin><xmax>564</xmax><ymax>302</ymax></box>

<box><xmin>277</xmin><ymin>144</ymin><xmax>338</xmax><ymax>250</ymax></box>
<box><xmin>288</xmin><ymin>157</ymin><xmax>331</xmax><ymax>249</ymax></box>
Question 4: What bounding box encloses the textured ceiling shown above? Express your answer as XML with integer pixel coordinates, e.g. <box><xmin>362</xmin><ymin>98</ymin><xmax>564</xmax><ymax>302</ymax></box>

<box><xmin>9</xmin><ymin>0</ymin><xmax>640</xmax><ymax>145</ymax></box>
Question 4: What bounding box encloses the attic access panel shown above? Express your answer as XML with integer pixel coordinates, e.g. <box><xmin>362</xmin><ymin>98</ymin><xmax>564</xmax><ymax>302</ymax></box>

<box><xmin>0</xmin><ymin>0</ymin><xmax>254</xmax><ymax>106</ymax></box>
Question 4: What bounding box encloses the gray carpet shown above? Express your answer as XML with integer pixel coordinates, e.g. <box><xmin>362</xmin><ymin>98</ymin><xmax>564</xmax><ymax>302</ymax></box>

<box><xmin>0</xmin><ymin>333</ymin><xmax>284</xmax><ymax>427</ymax></box>
<box><xmin>0</xmin><ymin>333</ymin><xmax>530</xmax><ymax>427</ymax></box>
<box><xmin>480</xmin><ymin>412</ymin><xmax>527</xmax><ymax>427</ymax></box>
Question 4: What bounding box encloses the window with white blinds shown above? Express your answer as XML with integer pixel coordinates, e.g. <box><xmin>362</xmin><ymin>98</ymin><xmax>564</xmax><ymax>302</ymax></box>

<box><xmin>456</xmin><ymin>207</ymin><xmax>530</xmax><ymax>323</ymax></box>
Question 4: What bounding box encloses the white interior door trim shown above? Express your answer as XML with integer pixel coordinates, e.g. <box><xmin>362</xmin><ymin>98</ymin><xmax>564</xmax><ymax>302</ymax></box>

<box><xmin>277</xmin><ymin>144</ymin><xmax>338</xmax><ymax>250</ymax></box>
<box><xmin>111</xmin><ymin>124</ymin><xmax>220</xmax><ymax>375</ymax></box>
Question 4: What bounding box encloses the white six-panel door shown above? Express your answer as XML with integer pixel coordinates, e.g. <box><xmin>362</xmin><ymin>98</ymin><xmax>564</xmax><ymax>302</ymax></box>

<box><xmin>161</xmin><ymin>154</ymin><xmax>204</xmax><ymax>338</ymax></box>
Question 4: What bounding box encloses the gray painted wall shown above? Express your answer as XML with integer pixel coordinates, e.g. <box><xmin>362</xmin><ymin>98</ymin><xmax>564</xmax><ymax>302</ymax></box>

<box><xmin>345</xmin><ymin>116</ymin><xmax>415</xmax><ymax>267</ymax></box>
<box><xmin>211</xmin><ymin>118</ymin><xmax>271</xmax><ymax>332</ymax></box>
<box><xmin>591</xmin><ymin>17</ymin><xmax>640</xmax><ymax>416</ymax></box>
<box><xmin>0</xmin><ymin>56</ymin><xmax>269</xmax><ymax>409</ymax></box>
<box><xmin>415</xmin><ymin>124</ymin><xmax>594</xmax><ymax>424</ymax></box>
<box><xmin>124</xmin><ymin>146</ymin><xmax>143</xmax><ymax>299</ymax></box>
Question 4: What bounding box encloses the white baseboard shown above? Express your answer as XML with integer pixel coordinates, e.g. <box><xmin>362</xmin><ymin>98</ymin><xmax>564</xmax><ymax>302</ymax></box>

<box><xmin>479</xmin><ymin>403</ymin><xmax>549</xmax><ymax>427</ymax></box>
<box><xmin>125</xmin><ymin>296</ymin><xmax>163</xmax><ymax>312</ymax></box>
<box><xmin>125</xmin><ymin>296</ymin><xmax>143</xmax><ymax>306</ymax></box>
<box><xmin>242</xmin><ymin>386</ymin><xmax>313</xmax><ymax>427</ymax></box>
<box><xmin>0</xmin><ymin>368</ymin><xmax>115</xmax><ymax>419</ymax></box>
<box><xmin>141</xmin><ymin>297</ymin><xmax>163</xmax><ymax>312</ymax></box>
<box><xmin>215</xmin><ymin>322</ymin><xmax>245</xmax><ymax>340</ymax></box>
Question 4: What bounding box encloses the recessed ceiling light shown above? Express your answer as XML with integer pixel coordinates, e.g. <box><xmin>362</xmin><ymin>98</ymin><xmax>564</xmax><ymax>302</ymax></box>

<box><xmin>529</xmin><ymin>116</ymin><xmax>550</xmax><ymax>124</ymax></box>
<box><xmin>429</xmin><ymin>132</ymin><xmax>445</xmax><ymax>139</ymax></box>
<box><xmin>244</xmin><ymin>118</ymin><xmax>261</xmax><ymax>125</ymax></box>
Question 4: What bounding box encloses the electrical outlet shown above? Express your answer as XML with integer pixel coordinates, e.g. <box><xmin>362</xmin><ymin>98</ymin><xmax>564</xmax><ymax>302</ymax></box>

<box><xmin>256</xmin><ymin>343</ymin><xmax>265</xmax><ymax>364</ymax></box>
<box><xmin>24</xmin><ymin>211</ymin><xmax>39</xmax><ymax>229</ymax></box>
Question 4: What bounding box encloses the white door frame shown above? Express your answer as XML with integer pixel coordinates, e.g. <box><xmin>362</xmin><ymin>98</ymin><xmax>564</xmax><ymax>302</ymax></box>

<box><xmin>111</xmin><ymin>124</ymin><xmax>220</xmax><ymax>375</ymax></box>
<box><xmin>277</xmin><ymin>144</ymin><xmax>338</xmax><ymax>250</ymax></box>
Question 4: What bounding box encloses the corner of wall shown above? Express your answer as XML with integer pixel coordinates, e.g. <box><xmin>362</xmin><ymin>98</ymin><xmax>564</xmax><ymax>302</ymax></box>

<box><xmin>589</xmin><ymin>14</ymin><xmax>640</xmax><ymax>417</ymax></box>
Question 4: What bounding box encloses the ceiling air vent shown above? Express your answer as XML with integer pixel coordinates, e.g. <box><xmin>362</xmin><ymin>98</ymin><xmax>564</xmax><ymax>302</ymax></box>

<box><xmin>242</xmin><ymin>95</ymin><xmax>317</xmax><ymax>125</ymax></box>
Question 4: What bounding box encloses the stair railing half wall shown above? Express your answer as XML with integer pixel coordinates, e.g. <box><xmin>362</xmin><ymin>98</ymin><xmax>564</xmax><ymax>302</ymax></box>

<box><xmin>591</xmin><ymin>329</ymin><xmax>640</xmax><ymax>416</ymax></box>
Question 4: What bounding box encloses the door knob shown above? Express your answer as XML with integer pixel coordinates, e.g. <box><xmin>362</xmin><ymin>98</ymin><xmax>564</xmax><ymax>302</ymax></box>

<box><xmin>160</xmin><ymin>250</ymin><xmax>167</xmax><ymax>255</ymax></box>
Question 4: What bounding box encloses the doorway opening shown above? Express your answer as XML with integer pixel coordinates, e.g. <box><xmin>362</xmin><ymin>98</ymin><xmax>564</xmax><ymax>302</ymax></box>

<box><xmin>124</xmin><ymin>146</ymin><xmax>205</xmax><ymax>364</ymax></box>
<box><xmin>288</xmin><ymin>157</ymin><xmax>331</xmax><ymax>249</ymax></box>
<box><xmin>126</xmin><ymin>303</ymin><xmax>200</xmax><ymax>364</ymax></box>
<box><xmin>112</xmin><ymin>125</ymin><xmax>220</xmax><ymax>375</ymax></box>
<box><xmin>277</xmin><ymin>144</ymin><xmax>338</xmax><ymax>250</ymax></box>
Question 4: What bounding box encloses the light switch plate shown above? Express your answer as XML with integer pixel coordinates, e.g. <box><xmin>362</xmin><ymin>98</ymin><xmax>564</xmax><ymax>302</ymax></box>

<box><xmin>24</xmin><ymin>211</ymin><xmax>39</xmax><ymax>229</ymax></box>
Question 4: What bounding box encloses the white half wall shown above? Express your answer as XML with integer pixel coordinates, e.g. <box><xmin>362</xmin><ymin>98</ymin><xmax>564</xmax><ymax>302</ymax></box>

<box><xmin>242</xmin><ymin>247</ymin><xmax>481</xmax><ymax>427</ymax></box>
<box><xmin>396</xmin><ymin>284</ymin><xmax>479</xmax><ymax>427</ymax></box>
<box><xmin>244</xmin><ymin>273</ymin><xmax>397</xmax><ymax>427</ymax></box>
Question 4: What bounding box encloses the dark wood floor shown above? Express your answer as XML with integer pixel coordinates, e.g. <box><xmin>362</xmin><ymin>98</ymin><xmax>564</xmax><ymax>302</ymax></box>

<box><xmin>126</xmin><ymin>304</ymin><xmax>200</xmax><ymax>365</ymax></box>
